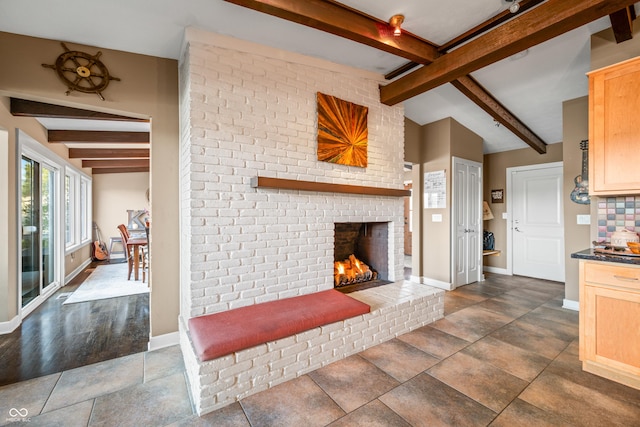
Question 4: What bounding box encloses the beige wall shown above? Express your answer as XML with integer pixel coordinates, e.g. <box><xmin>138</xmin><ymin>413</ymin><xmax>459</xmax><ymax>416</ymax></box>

<box><xmin>0</xmin><ymin>32</ymin><xmax>179</xmax><ymax>339</ymax></box>
<box><xmin>562</xmin><ymin>97</ymin><xmax>590</xmax><ymax>302</ymax></box>
<box><xmin>414</xmin><ymin>117</ymin><xmax>483</xmax><ymax>284</ymax></box>
<box><xmin>591</xmin><ymin>20</ymin><xmax>640</xmax><ymax>71</ymax></box>
<box><xmin>450</xmin><ymin>119</ymin><xmax>484</xmax><ymax>164</ymax></box>
<box><xmin>64</xmin><ymin>246</ymin><xmax>92</xmax><ymax>278</ymax></box>
<box><xmin>404</xmin><ymin>117</ymin><xmax>422</xmax><ymax>164</ymax></box>
<box><xmin>0</xmin><ymin>126</ymin><xmax>11</xmax><ymax>321</ymax></box>
<box><xmin>93</xmin><ymin>172</ymin><xmax>150</xmax><ymax>248</ymax></box>
<box><xmin>483</xmin><ymin>143</ymin><xmax>563</xmax><ymax>270</ymax></box>
<box><xmin>422</xmin><ymin>119</ymin><xmax>452</xmax><ymax>282</ymax></box>
<box><xmin>405</xmin><ymin>118</ymin><xmax>423</xmax><ymax>276</ymax></box>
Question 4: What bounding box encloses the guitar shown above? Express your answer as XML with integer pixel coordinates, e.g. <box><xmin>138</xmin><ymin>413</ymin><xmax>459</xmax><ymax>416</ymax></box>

<box><xmin>92</xmin><ymin>222</ymin><xmax>109</xmax><ymax>261</ymax></box>
<box><xmin>570</xmin><ymin>140</ymin><xmax>590</xmax><ymax>205</ymax></box>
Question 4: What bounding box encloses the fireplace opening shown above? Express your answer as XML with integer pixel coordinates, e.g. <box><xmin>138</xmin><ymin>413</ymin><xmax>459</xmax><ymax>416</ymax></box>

<box><xmin>334</xmin><ymin>222</ymin><xmax>390</xmax><ymax>291</ymax></box>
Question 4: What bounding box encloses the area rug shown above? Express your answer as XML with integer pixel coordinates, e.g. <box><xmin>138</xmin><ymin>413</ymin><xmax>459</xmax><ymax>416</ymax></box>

<box><xmin>63</xmin><ymin>262</ymin><xmax>149</xmax><ymax>305</ymax></box>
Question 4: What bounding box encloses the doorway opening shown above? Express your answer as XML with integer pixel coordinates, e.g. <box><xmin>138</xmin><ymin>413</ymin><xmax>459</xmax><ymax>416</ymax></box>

<box><xmin>404</xmin><ymin>163</ymin><xmax>413</xmax><ymax>280</ymax></box>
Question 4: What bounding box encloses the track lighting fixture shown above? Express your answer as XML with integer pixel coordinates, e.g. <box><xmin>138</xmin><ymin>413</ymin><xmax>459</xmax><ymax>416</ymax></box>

<box><xmin>389</xmin><ymin>14</ymin><xmax>404</xmax><ymax>37</ymax></box>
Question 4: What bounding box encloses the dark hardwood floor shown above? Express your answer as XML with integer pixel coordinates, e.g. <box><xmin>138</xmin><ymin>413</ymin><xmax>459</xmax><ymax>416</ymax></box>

<box><xmin>0</xmin><ymin>261</ymin><xmax>149</xmax><ymax>386</ymax></box>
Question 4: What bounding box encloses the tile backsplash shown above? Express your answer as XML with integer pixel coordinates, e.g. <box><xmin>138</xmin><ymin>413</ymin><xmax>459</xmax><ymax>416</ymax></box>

<box><xmin>597</xmin><ymin>196</ymin><xmax>640</xmax><ymax>241</ymax></box>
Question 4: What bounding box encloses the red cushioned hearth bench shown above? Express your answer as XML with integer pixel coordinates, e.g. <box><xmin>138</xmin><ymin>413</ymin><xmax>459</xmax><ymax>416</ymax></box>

<box><xmin>188</xmin><ymin>289</ymin><xmax>371</xmax><ymax>361</ymax></box>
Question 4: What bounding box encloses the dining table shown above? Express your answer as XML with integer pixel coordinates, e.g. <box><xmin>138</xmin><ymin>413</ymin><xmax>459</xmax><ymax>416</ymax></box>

<box><xmin>126</xmin><ymin>235</ymin><xmax>147</xmax><ymax>281</ymax></box>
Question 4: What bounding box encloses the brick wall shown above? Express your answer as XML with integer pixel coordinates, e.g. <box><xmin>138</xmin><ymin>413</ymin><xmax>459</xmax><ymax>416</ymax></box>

<box><xmin>181</xmin><ymin>282</ymin><xmax>444</xmax><ymax>415</ymax></box>
<box><xmin>178</xmin><ymin>29</ymin><xmax>415</xmax><ymax>414</ymax></box>
<box><xmin>179</xmin><ymin>30</ymin><xmax>406</xmax><ymax>318</ymax></box>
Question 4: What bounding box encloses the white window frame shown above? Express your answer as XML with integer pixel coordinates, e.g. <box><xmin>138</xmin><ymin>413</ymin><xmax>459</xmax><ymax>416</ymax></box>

<box><xmin>64</xmin><ymin>166</ymin><xmax>92</xmax><ymax>254</ymax></box>
<box><xmin>80</xmin><ymin>176</ymin><xmax>92</xmax><ymax>244</ymax></box>
<box><xmin>64</xmin><ymin>169</ymin><xmax>77</xmax><ymax>250</ymax></box>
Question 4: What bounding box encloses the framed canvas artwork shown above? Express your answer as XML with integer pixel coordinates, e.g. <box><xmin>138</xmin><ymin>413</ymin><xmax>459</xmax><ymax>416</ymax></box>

<box><xmin>317</xmin><ymin>92</ymin><xmax>368</xmax><ymax>168</ymax></box>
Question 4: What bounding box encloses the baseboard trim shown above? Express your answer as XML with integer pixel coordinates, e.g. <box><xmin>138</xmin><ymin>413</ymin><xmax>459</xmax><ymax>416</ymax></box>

<box><xmin>422</xmin><ymin>277</ymin><xmax>454</xmax><ymax>291</ymax></box>
<box><xmin>148</xmin><ymin>331</ymin><xmax>180</xmax><ymax>351</ymax></box>
<box><xmin>409</xmin><ymin>275</ymin><xmax>422</xmax><ymax>283</ymax></box>
<box><xmin>483</xmin><ymin>266</ymin><xmax>509</xmax><ymax>276</ymax></box>
<box><xmin>0</xmin><ymin>315</ymin><xmax>21</xmax><ymax>335</ymax></box>
<box><xmin>562</xmin><ymin>299</ymin><xmax>579</xmax><ymax>311</ymax></box>
<box><xmin>65</xmin><ymin>258</ymin><xmax>92</xmax><ymax>285</ymax></box>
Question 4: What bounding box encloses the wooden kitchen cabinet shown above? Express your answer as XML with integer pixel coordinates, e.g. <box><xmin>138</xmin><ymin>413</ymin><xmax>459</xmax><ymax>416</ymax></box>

<box><xmin>588</xmin><ymin>56</ymin><xmax>640</xmax><ymax>195</ymax></box>
<box><xmin>579</xmin><ymin>260</ymin><xmax>640</xmax><ymax>390</ymax></box>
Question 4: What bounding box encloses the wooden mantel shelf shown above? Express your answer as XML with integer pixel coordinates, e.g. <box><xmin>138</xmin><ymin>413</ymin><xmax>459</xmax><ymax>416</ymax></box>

<box><xmin>250</xmin><ymin>177</ymin><xmax>411</xmax><ymax>197</ymax></box>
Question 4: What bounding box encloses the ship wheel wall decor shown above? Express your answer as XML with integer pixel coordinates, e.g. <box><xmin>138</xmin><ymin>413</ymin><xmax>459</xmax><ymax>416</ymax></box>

<box><xmin>42</xmin><ymin>42</ymin><xmax>120</xmax><ymax>100</ymax></box>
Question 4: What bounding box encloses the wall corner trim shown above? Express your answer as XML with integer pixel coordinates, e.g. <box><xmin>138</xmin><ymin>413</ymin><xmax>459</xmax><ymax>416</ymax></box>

<box><xmin>0</xmin><ymin>315</ymin><xmax>21</xmax><ymax>335</ymax></box>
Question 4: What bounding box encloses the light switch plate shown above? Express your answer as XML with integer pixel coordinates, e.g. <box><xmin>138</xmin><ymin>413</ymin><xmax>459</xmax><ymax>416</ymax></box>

<box><xmin>577</xmin><ymin>214</ymin><xmax>591</xmax><ymax>225</ymax></box>
<box><xmin>432</xmin><ymin>214</ymin><xmax>443</xmax><ymax>222</ymax></box>
<box><xmin>502</xmin><ymin>212</ymin><xmax>508</xmax><ymax>219</ymax></box>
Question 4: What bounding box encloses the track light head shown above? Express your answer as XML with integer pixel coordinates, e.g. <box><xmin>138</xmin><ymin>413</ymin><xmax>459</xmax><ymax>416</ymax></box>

<box><xmin>389</xmin><ymin>14</ymin><xmax>404</xmax><ymax>37</ymax></box>
<box><xmin>506</xmin><ymin>0</ymin><xmax>520</xmax><ymax>13</ymax></box>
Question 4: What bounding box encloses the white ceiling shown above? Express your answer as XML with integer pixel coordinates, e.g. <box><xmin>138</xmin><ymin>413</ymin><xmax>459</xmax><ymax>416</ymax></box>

<box><xmin>1</xmin><ymin>0</ymin><xmax>637</xmax><ymax>153</ymax></box>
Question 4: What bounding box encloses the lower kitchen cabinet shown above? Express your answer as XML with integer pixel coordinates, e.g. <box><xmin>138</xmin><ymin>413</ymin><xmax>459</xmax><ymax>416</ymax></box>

<box><xmin>579</xmin><ymin>260</ymin><xmax>640</xmax><ymax>390</ymax></box>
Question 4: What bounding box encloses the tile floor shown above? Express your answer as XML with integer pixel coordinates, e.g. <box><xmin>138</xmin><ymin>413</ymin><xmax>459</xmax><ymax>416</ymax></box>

<box><xmin>2</xmin><ymin>274</ymin><xmax>640</xmax><ymax>426</ymax></box>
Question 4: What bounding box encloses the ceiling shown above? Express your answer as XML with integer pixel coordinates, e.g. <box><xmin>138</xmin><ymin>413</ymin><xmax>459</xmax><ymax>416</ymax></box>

<box><xmin>1</xmin><ymin>0</ymin><xmax>638</xmax><ymax>171</ymax></box>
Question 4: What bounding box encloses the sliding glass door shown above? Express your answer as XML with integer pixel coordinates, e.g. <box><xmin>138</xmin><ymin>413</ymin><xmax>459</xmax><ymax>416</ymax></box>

<box><xmin>21</xmin><ymin>156</ymin><xmax>57</xmax><ymax>308</ymax></box>
<box><xmin>42</xmin><ymin>165</ymin><xmax>56</xmax><ymax>289</ymax></box>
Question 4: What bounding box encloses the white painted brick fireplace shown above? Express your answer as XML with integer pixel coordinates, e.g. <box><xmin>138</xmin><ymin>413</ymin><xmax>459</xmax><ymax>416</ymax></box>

<box><xmin>178</xmin><ymin>28</ymin><xmax>443</xmax><ymax>415</ymax></box>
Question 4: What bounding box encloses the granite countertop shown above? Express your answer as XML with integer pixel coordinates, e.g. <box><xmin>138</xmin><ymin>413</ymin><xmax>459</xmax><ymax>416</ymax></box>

<box><xmin>571</xmin><ymin>249</ymin><xmax>640</xmax><ymax>265</ymax></box>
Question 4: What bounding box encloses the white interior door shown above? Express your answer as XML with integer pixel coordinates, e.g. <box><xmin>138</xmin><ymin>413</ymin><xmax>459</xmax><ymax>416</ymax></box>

<box><xmin>453</xmin><ymin>157</ymin><xmax>482</xmax><ymax>287</ymax></box>
<box><xmin>510</xmin><ymin>164</ymin><xmax>564</xmax><ymax>282</ymax></box>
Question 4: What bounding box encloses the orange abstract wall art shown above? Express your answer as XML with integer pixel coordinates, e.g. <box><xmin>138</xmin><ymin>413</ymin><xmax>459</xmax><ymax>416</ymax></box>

<box><xmin>317</xmin><ymin>92</ymin><xmax>368</xmax><ymax>168</ymax></box>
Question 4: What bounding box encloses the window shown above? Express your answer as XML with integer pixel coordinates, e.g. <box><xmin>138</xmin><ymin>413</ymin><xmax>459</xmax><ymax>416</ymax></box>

<box><xmin>80</xmin><ymin>177</ymin><xmax>91</xmax><ymax>243</ymax></box>
<box><xmin>64</xmin><ymin>168</ymin><xmax>92</xmax><ymax>252</ymax></box>
<box><xmin>65</xmin><ymin>173</ymin><xmax>74</xmax><ymax>247</ymax></box>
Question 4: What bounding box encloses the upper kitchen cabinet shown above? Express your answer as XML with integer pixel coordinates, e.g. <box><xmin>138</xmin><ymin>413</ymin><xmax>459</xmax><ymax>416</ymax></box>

<box><xmin>589</xmin><ymin>56</ymin><xmax>640</xmax><ymax>195</ymax></box>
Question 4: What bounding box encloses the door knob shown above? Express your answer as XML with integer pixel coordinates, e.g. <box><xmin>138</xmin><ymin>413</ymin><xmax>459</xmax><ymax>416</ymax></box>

<box><xmin>514</xmin><ymin>227</ymin><xmax>523</xmax><ymax>232</ymax></box>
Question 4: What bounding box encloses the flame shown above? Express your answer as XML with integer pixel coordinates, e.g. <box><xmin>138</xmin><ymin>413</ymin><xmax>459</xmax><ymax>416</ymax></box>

<box><xmin>337</xmin><ymin>262</ymin><xmax>345</xmax><ymax>274</ymax></box>
<box><xmin>354</xmin><ymin>259</ymin><xmax>362</xmax><ymax>272</ymax></box>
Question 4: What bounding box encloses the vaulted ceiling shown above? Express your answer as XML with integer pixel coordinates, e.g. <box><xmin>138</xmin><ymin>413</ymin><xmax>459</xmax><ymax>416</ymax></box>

<box><xmin>1</xmin><ymin>0</ymin><xmax>639</xmax><ymax>172</ymax></box>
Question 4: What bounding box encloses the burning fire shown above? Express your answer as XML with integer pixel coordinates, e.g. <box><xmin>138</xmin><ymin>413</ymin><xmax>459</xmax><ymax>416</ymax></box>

<box><xmin>334</xmin><ymin>254</ymin><xmax>376</xmax><ymax>287</ymax></box>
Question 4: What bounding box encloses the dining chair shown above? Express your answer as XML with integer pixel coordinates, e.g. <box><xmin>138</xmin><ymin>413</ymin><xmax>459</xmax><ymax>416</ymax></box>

<box><xmin>117</xmin><ymin>224</ymin><xmax>134</xmax><ymax>280</ymax></box>
<box><xmin>117</xmin><ymin>224</ymin><xmax>146</xmax><ymax>281</ymax></box>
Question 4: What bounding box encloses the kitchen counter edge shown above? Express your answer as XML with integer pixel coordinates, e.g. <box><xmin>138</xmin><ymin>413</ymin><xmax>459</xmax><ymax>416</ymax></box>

<box><xmin>571</xmin><ymin>249</ymin><xmax>640</xmax><ymax>265</ymax></box>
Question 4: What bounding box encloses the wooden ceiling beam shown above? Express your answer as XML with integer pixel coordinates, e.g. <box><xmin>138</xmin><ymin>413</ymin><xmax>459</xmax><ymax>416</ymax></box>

<box><xmin>48</xmin><ymin>130</ymin><xmax>150</xmax><ymax>143</ymax></box>
<box><xmin>386</xmin><ymin>0</ymin><xmax>546</xmax><ymax>84</ymax></box>
<box><xmin>227</xmin><ymin>0</ymin><xmax>549</xmax><ymax>152</ymax></box>
<box><xmin>223</xmin><ymin>0</ymin><xmax>440</xmax><ymax>63</ymax></box>
<box><xmin>609</xmin><ymin>7</ymin><xmax>636</xmax><ymax>44</ymax></box>
<box><xmin>91</xmin><ymin>167</ymin><xmax>150</xmax><ymax>174</ymax></box>
<box><xmin>451</xmin><ymin>76</ymin><xmax>546</xmax><ymax>154</ymax></box>
<box><xmin>380</xmin><ymin>0</ymin><xmax>639</xmax><ymax>106</ymax></box>
<box><xmin>82</xmin><ymin>159</ymin><xmax>150</xmax><ymax>168</ymax></box>
<box><xmin>10</xmin><ymin>98</ymin><xmax>147</xmax><ymax>122</ymax></box>
<box><xmin>439</xmin><ymin>0</ymin><xmax>547</xmax><ymax>53</ymax></box>
<box><xmin>69</xmin><ymin>148</ymin><xmax>149</xmax><ymax>159</ymax></box>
